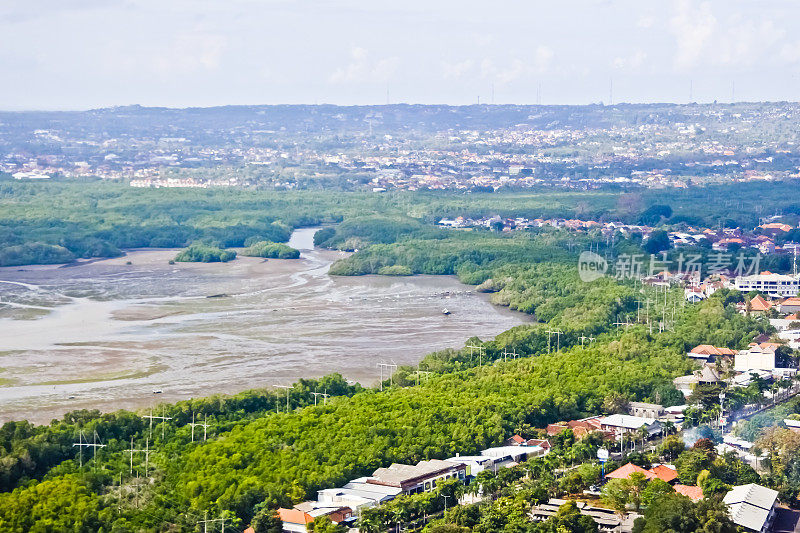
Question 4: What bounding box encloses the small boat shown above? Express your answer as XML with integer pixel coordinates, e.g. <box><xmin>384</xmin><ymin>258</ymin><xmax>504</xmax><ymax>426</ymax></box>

<box><xmin>442</xmin><ymin>308</ymin><xmax>451</xmax><ymax>315</ymax></box>
<box><xmin>153</xmin><ymin>389</ymin><xmax>163</xmax><ymax>394</ymax></box>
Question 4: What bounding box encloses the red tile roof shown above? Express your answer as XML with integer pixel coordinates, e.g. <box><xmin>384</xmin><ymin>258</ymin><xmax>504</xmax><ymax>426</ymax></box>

<box><xmin>606</xmin><ymin>462</ymin><xmax>656</xmax><ymax>481</ymax></box>
<box><xmin>750</xmin><ymin>295</ymin><xmax>773</xmax><ymax>312</ymax></box>
<box><xmin>650</xmin><ymin>464</ymin><xmax>679</xmax><ymax>483</ymax></box>
<box><xmin>674</xmin><ymin>484</ymin><xmax>704</xmax><ymax>501</ymax></box>
<box><xmin>690</xmin><ymin>345</ymin><xmax>736</xmax><ymax>356</ymax></box>
<box><xmin>278</xmin><ymin>508</ymin><xmax>313</xmax><ymax>525</ymax></box>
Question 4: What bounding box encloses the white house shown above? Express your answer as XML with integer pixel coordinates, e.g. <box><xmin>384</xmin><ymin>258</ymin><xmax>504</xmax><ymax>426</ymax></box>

<box><xmin>734</xmin><ymin>344</ymin><xmax>779</xmax><ymax>372</ymax></box>
<box><xmin>597</xmin><ymin>414</ymin><xmax>662</xmax><ymax>438</ymax></box>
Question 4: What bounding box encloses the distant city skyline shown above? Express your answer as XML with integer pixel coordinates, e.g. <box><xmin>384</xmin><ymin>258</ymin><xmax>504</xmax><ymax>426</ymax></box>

<box><xmin>2</xmin><ymin>0</ymin><xmax>800</xmax><ymax>110</ymax></box>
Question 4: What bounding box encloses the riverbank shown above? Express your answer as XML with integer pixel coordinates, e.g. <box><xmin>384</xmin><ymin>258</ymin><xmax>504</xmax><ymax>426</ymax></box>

<box><xmin>0</xmin><ymin>227</ymin><xmax>527</xmax><ymax>423</ymax></box>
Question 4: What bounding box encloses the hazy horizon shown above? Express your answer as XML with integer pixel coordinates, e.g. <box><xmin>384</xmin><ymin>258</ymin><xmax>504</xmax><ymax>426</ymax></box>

<box><xmin>3</xmin><ymin>0</ymin><xmax>800</xmax><ymax>110</ymax></box>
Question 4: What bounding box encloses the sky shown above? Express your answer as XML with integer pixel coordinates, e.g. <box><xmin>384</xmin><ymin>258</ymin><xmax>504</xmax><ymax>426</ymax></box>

<box><xmin>2</xmin><ymin>0</ymin><xmax>800</xmax><ymax>110</ymax></box>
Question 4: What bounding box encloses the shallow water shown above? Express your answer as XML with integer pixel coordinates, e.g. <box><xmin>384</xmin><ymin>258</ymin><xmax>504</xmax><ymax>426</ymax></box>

<box><xmin>0</xmin><ymin>228</ymin><xmax>526</xmax><ymax>423</ymax></box>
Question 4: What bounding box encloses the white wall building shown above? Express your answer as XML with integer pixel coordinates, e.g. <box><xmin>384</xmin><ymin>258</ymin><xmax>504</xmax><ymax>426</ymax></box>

<box><xmin>734</xmin><ymin>273</ymin><xmax>799</xmax><ymax>298</ymax></box>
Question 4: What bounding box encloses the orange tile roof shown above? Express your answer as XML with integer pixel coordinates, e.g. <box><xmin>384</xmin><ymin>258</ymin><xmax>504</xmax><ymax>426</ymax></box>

<box><xmin>650</xmin><ymin>464</ymin><xmax>679</xmax><ymax>483</ymax></box>
<box><xmin>606</xmin><ymin>462</ymin><xmax>656</xmax><ymax>481</ymax></box>
<box><xmin>674</xmin><ymin>484</ymin><xmax>704</xmax><ymax>501</ymax></box>
<box><xmin>690</xmin><ymin>345</ymin><xmax>736</xmax><ymax>356</ymax></box>
<box><xmin>278</xmin><ymin>508</ymin><xmax>313</xmax><ymax>525</ymax></box>
<box><xmin>750</xmin><ymin>295</ymin><xmax>773</xmax><ymax>312</ymax></box>
<box><xmin>782</xmin><ymin>297</ymin><xmax>800</xmax><ymax>306</ymax></box>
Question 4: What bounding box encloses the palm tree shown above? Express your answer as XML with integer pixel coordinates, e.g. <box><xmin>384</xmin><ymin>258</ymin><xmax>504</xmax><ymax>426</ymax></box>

<box><xmin>638</xmin><ymin>426</ymin><xmax>650</xmax><ymax>451</ymax></box>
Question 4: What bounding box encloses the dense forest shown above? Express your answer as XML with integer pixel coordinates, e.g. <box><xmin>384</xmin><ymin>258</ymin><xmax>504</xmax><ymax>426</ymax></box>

<box><xmin>2</xmin><ymin>179</ymin><xmax>800</xmax><ymax>266</ymax></box>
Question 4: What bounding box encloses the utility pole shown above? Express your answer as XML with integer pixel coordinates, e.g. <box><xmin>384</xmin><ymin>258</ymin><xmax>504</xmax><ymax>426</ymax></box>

<box><xmin>416</xmin><ymin>371</ymin><xmax>432</xmax><ymax>386</ymax></box>
<box><xmin>73</xmin><ymin>430</ymin><xmax>106</xmax><ymax>468</ymax></box>
<box><xmin>546</xmin><ymin>328</ymin><xmax>562</xmax><ymax>353</ymax></box>
<box><xmin>189</xmin><ymin>413</ymin><xmax>210</xmax><ymax>442</ymax></box>
<box><xmin>142</xmin><ymin>407</ymin><xmax>173</xmax><ymax>442</ymax></box>
<box><xmin>276</xmin><ymin>385</ymin><xmax>293</xmax><ymax>413</ymax></box>
<box><xmin>124</xmin><ymin>437</ymin><xmax>148</xmax><ymax>475</ymax></box>
<box><xmin>198</xmin><ymin>512</ymin><xmax>226</xmax><ymax>533</ymax></box>
<box><xmin>377</xmin><ymin>363</ymin><xmax>397</xmax><ymax>391</ymax></box>
<box><xmin>466</xmin><ymin>344</ymin><xmax>486</xmax><ymax>366</ymax></box>
<box><xmin>311</xmin><ymin>390</ymin><xmax>329</xmax><ymax>406</ymax></box>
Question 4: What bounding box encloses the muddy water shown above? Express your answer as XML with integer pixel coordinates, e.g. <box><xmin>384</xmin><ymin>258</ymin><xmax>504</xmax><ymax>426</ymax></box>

<box><xmin>0</xmin><ymin>228</ymin><xmax>526</xmax><ymax>423</ymax></box>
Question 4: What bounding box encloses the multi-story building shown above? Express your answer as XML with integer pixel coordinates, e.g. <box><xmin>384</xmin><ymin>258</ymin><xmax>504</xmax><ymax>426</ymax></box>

<box><xmin>734</xmin><ymin>273</ymin><xmax>799</xmax><ymax>298</ymax></box>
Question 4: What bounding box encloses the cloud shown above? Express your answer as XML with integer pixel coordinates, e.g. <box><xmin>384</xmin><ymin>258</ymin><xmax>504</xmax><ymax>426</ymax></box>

<box><xmin>329</xmin><ymin>47</ymin><xmax>398</xmax><ymax>83</ymax></box>
<box><xmin>613</xmin><ymin>50</ymin><xmax>647</xmax><ymax>69</ymax></box>
<box><xmin>779</xmin><ymin>41</ymin><xmax>800</xmax><ymax>64</ymax></box>
<box><xmin>153</xmin><ymin>28</ymin><xmax>227</xmax><ymax>73</ymax></box>
<box><xmin>636</xmin><ymin>15</ymin><xmax>655</xmax><ymax>29</ymax></box>
<box><xmin>473</xmin><ymin>45</ymin><xmax>553</xmax><ymax>86</ymax></box>
<box><xmin>669</xmin><ymin>0</ymin><xmax>716</xmax><ymax>69</ymax></box>
<box><xmin>533</xmin><ymin>45</ymin><xmax>554</xmax><ymax>72</ymax></box>
<box><xmin>442</xmin><ymin>59</ymin><xmax>474</xmax><ymax>79</ymax></box>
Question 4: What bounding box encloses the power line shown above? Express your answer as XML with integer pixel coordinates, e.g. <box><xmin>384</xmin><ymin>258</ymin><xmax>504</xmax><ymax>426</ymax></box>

<box><xmin>377</xmin><ymin>362</ymin><xmax>397</xmax><ymax>391</ymax></box>
<box><xmin>73</xmin><ymin>430</ymin><xmax>106</xmax><ymax>468</ymax></box>
<box><xmin>189</xmin><ymin>413</ymin><xmax>211</xmax><ymax>442</ymax></box>
<box><xmin>276</xmin><ymin>384</ymin><xmax>293</xmax><ymax>412</ymax></box>
<box><xmin>545</xmin><ymin>328</ymin><xmax>562</xmax><ymax>353</ymax></box>
<box><xmin>466</xmin><ymin>344</ymin><xmax>486</xmax><ymax>366</ymax></box>
<box><xmin>123</xmin><ymin>436</ymin><xmax>151</xmax><ymax>475</ymax></box>
<box><xmin>142</xmin><ymin>406</ymin><xmax>173</xmax><ymax>442</ymax></box>
<box><xmin>198</xmin><ymin>511</ymin><xmax>227</xmax><ymax>533</ymax></box>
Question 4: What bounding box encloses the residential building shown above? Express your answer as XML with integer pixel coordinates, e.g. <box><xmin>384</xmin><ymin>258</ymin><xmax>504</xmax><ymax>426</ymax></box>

<box><xmin>531</xmin><ymin>499</ymin><xmax>637</xmax><ymax>532</ymax></box>
<box><xmin>597</xmin><ymin>414</ymin><xmax>662</xmax><ymax>438</ymax></box>
<box><xmin>628</xmin><ymin>402</ymin><xmax>665</xmax><ymax>420</ymax></box>
<box><xmin>317</xmin><ymin>479</ymin><xmax>401</xmax><ymax>515</ymax></box>
<box><xmin>686</xmin><ymin>345</ymin><xmax>736</xmax><ymax>363</ymax></box>
<box><xmin>606</xmin><ymin>462</ymin><xmax>678</xmax><ymax>483</ymax></box>
<box><xmin>277</xmin><ymin>508</ymin><xmax>314</xmax><ymax>533</ymax></box>
<box><xmin>674</xmin><ymin>484</ymin><xmax>704</xmax><ymax>501</ymax></box>
<box><xmin>735</xmin><ymin>273</ymin><xmax>799</xmax><ymax>298</ymax></box>
<box><xmin>735</xmin><ymin>343</ymin><xmax>780</xmax><ymax>372</ymax></box>
<box><xmin>779</xmin><ymin>297</ymin><xmax>800</xmax><ymax>314</ymax></box>
<box><xmin>723</xmin><ymin>483</ymin><xmax>779</xmax><ymax>532</ymax></box>
<box><xmin>367</xmin><ymin>459</ymin><xmax>466</xmax><ymax>494</ymax></box>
